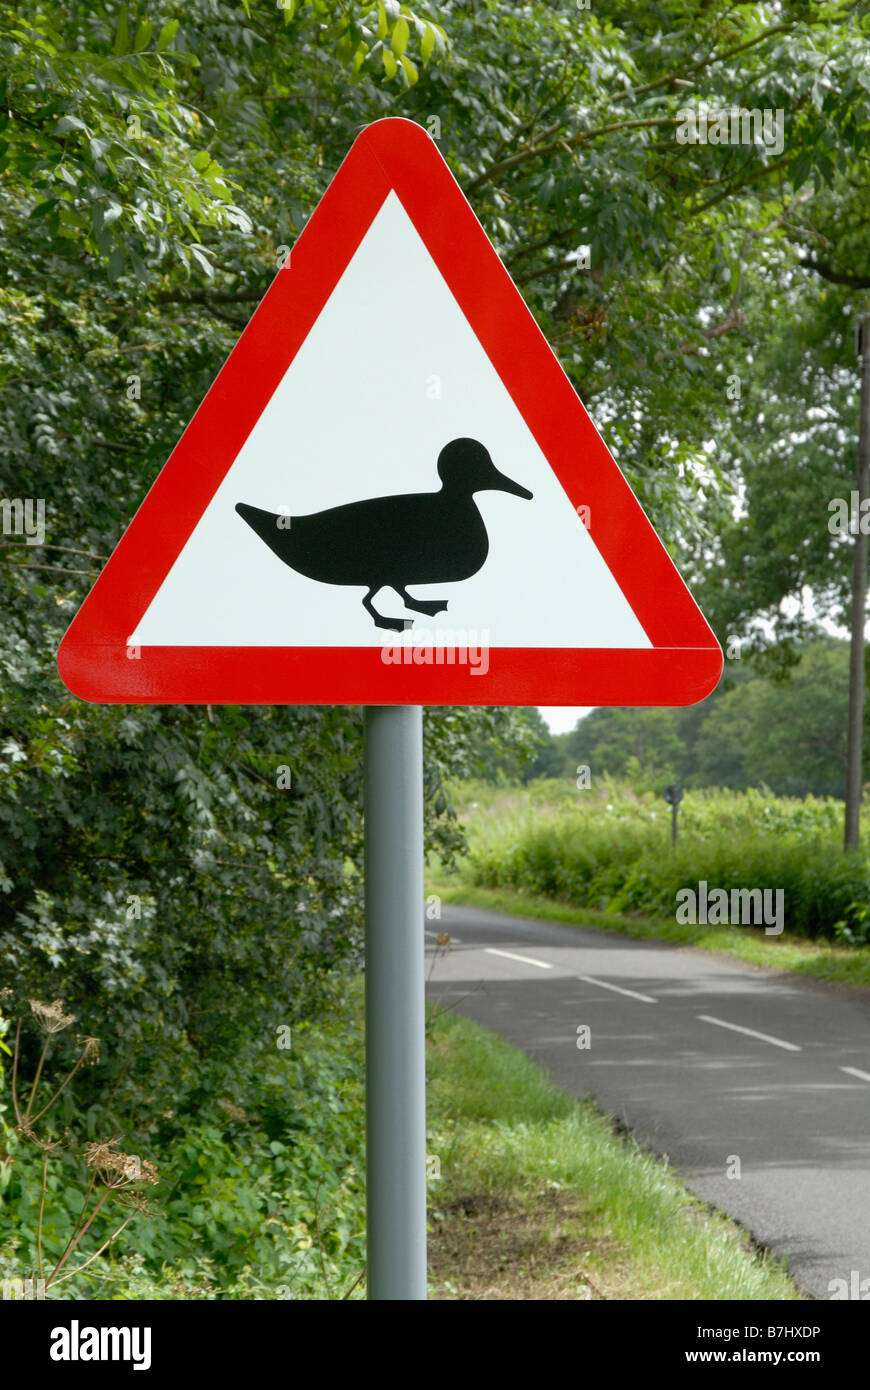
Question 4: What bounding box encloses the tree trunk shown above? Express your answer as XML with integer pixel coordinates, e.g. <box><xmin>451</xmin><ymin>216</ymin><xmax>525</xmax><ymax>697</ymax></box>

<box><xmin>844</xmin><ymin>310</ymin><xmax>870</xmax><ymax>850</ymax></box>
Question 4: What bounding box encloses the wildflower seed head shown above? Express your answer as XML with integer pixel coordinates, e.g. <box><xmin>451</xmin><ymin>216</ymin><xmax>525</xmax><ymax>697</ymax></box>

<box><xmin>84</xmin><ymin>1139</ymin><xmax>158</xmax><ymax>1188</ymax></box>
<box><xmin>29</xmin><ymin>998</ymin><xmax>76</xmax><ymax>1034</ymax></box>
<box><xmin>218</xmin><ymin>1098</ymin><xmax>247</xmax><ymax>1122</ymax></box>
<box><xmin>76</xmin><ymin>1035</ymin><xmax>101</xmax><ymax>1064</ymax></box>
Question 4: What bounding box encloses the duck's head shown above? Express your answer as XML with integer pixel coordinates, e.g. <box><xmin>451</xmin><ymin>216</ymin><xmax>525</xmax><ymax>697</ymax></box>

<box><xmin>437</xmin><ymin>438</ymin><xmax>533</xmax><ymax>500</ymax></box>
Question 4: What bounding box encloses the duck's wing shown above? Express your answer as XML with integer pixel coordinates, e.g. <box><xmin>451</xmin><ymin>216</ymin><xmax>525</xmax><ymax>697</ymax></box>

<box><xmin>274</xmin><ymin>493</ymin><xmax>446</xmax><ymax>585</ymax></box>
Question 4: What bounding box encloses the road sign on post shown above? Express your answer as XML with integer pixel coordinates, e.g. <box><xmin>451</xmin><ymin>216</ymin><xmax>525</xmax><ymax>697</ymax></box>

<box><xmin>57</xmin><ymin>118</ymin><xmax>722</xmax><ymax>1301</ymax></box>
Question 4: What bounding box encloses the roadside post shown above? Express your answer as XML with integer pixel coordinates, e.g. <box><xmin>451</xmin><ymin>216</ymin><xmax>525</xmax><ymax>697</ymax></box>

<box><xmin>57</xmin><ymin>118</ymin><xmax>721</xmax><ymax>1300</ymax></box>
<box><xmin>664</xmin><ymin>783</ymin><xmax>684</xmax><ymax>847</ymax></box>
<box><xmin>363</xmin><ymin>705</ymin><xmax>426</xmax><ymax>1299</ymax></box>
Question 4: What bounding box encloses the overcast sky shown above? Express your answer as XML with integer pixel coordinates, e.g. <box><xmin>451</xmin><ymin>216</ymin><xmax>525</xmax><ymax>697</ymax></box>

<box><xmin>538</xmin><ymin>707</ymin><xmax>593</xmax><ymax>734</ymax></box>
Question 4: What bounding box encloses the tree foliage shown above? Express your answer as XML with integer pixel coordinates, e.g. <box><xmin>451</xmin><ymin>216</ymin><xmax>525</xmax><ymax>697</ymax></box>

<box><xmin>536</xmin><ymin>638</ymin><xmax>866</xmax><ymax>800</ymax></box>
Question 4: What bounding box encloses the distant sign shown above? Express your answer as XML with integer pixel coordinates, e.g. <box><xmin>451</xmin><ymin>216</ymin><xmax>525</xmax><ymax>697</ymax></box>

<box><xmin>57</xmin><ymin>118</ymin><xmax>722</xmax><ymax>706</ymax></box>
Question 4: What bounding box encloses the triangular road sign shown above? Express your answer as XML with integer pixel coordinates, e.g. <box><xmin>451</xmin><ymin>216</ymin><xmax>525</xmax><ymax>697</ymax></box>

<box><xmin>58</xmin><ymin>117</ymin><xmax>722</xmax><ymax>706</ymax></box>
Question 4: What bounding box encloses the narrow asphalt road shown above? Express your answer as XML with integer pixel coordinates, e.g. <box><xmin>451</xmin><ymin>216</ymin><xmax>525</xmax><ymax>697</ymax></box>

<box><xmin>425</xmin><ymin>903</ymin><xmax>870</xmax><ymax>1299</ymax></box>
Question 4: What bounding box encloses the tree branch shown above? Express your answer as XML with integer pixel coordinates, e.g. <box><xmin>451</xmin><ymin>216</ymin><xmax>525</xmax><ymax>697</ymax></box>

<box><xmin>1</xmin><ymin>543</ymin><xmax>108</xmax><ymax>562</ymax></box>
<box><xmin>92</xmin><ymin>438</ymin><xmax>147</xmax><ymax>456</ymax></box>
<box><xmin>465</xmin><ymin>116</ymin><xmax>680</xmax><ymax>194</ymax></box>
<box><xmin>515</xmin><ymin>256</ymin><xmax>592</xmax><ymax>285</ymax></box>
<box><xmin>3</xmin><ymin>562</ymin><xmax>93</xmax><ymax>577</ymax></box>
<box><xmin>465</xmin><ymin>18</ymin><xmax>804</xmax><ymax>194</ymax></box>
<box><xmin>690</xmin><ymin>154</ymin><xmax>791</xmax><ymax>214</ymax></box>
<box><xmin>152</xmin><ymin>287</ymin><xmax>265</xmax><ymax>307</ymax></box>
<box><xmin>803</xmin><ymin>258</ymin><xmax>870</xmax><ymax>289</ymax></box>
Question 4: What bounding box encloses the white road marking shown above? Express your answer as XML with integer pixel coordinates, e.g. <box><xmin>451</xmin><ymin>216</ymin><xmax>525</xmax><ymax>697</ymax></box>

<box><xmin>840</xmin><ymin>1066</ymin><xmax>870</xmax><ymax>1083</ymax></box>
<box><xmin>485</xmin><ymin>947</ymin><xmax>553</xmax><ymax>970</ymax></box>
<box><xmin>577</xmin><ymin>974</ymin><xmax>657</xmax><ymax>1004</ymax></box>
<box><xmin>698</xmin><ymin>1014</ymin><xmax>801</xmax><ymax>1052</ymax></box>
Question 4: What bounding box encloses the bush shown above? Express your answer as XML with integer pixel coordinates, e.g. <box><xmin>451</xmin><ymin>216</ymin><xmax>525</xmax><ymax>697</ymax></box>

<box><xmin>0</xmin><ymin>994</ymin><xmax>367</xmax><ymax>1300</ymax></box>
<box><xmin>463</xmin><ymin>782</ymin><xmax>870</xmax><ymax>941</ymax></box>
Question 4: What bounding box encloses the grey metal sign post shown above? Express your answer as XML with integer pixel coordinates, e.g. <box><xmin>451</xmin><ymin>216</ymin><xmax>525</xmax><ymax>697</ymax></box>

<box><xmin>363</xmin><ymin>705</ymin><xmax>427</xmax><ymax>1300</ymax></box>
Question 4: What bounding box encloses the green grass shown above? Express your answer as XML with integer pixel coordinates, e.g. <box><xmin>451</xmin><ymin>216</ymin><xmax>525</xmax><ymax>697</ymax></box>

<box><xmin>425</xmin><ymin>1007</ymin><xmax>802</xmax><ymax>1300</ymax></box>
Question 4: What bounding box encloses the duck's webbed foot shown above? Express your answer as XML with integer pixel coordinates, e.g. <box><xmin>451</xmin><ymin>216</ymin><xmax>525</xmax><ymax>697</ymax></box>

<box><xmin>364</xmin><ymin>587</ymin><xmax>413</xmax><ymax>632</ymax></box>
<box><xmin>396</xmin><ymin>587</ymin><xmax>449</xmax><ymax>618</ymax></box>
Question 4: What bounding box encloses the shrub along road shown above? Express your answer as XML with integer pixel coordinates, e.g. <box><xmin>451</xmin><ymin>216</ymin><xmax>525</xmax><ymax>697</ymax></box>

<box><xmin>426</xmin><ymin>904</ymin><xmax>870</xmax><ymax>1300</ymax></box>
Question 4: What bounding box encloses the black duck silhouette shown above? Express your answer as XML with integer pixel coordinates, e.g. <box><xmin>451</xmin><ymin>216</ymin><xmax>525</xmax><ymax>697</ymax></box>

<box><xmin>235</xmin><ymin>437</ymin><xmax>533</xmax><ymax>631</ymax></box>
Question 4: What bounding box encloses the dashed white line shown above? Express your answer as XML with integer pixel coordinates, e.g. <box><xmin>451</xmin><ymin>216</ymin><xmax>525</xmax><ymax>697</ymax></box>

<box><xmin>577</xmin><ymin>974</ymin><xmax>657</xmax><ymax>1004</ymax></box>
<box><xmin>485</xmin><ymin>947</ymin><xmax>553</xmax><ymax>970</ymax></box>
<box><xmin>698</xmin><ymin>1014</ymin><xmax>801</xmax><ymax>1052</ymax></box>
<box><xmin>840</xmin><ymin>1066</ymin><xmax>870</xmax><ymax>1083</ymax></box>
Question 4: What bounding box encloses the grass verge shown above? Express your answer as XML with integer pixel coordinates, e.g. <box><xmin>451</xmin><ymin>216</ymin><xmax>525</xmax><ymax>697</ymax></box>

<box><xmin>425</xmin><ymin>1005</ymin><xmax>801</xmax><ymax>1300</ymax></box>
<box><xmin>427</xmin><ymin>878</ymin><xmax>870</xmax><ymax>991</ymax></box>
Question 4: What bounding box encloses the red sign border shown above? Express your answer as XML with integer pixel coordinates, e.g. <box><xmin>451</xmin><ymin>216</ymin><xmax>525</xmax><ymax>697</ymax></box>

<box><xmin>57</xmin><ymin>118</ymin><xmax>722</xmax><ymax>707</ymax></box>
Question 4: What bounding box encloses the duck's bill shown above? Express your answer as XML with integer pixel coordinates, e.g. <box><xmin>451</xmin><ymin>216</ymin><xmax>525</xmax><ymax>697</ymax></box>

<box><xmin>235</xmin><ymin>501</ymin><xmax>289</xmax><ymax>546</ymax></box>
<box><xmin>492</xmin><ymin>468</ymin><xmax>533</xmax><ymax>500</ymax></box>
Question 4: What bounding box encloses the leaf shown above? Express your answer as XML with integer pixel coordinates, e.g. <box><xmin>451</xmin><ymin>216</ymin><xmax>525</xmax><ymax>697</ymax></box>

<box><xmin>191</xmin><ymin>150</ymin><xmax>212</xmax><ymax>172</ymax></box>
<box><xmin>190</xmin><ymin>245</ymin><xmax>214</xmax><ymax>277</ymax></box>
<box><xmin>134</xmin><ymin>18</ymin><xmax>153</xmax><ymax>51</ymax></box>
<box><xmin>430</xmin><ymin>22</ymin><xmax>448</xmax><ymax>56</ymax></box>
<box><xmin>421</xmin><ymin>26</ymin><xmax>435</xmax><ymax>63</ymax></box>
<box><xmin>113</xmin><ymin>8</ymin><xmax>131</xmax><ymax>57</ymax></box>
<box><xmin>400</xmin><ymin>55</ymin><xmax>418</xmax><ymax>86</ymax></box>
<box><xmin>391</xmin><ymin>16</ymin><xmax>409</xmax><ymax>56</ymax></box>
<box><xmin>376</xmin><ymin>2</ymin><xmax>388</xmax><ymax>40</ymax></box>
<box><xmin>182</xmin><ymin>186</ymin><xmax>203</xmax><ymax>215</ymax></box>
<box><xmin>54</xmin><ymin>115</ymin><xmax>86</xmax><ymax>136</ymax></box>
<box><xmin>107</xmin><ymin>246</ymin><xmax>125</xmax><ymax>281</ymax></box>
<box><xmin>156</xmin><ymin>19</ymin><xmax>180</xmax><ymax>50</ymax></box>
<box><xmin>225</xmin><ymin>205</ymin><xmax>253</xmax><ymax>233</ymax></box>
<box><xmin>382</xmin><ymin>49</ymin><xmax>398</xmax><ymax>79</ymax></box>
<box><xmin>789</xmin><ymin>150</ymin><xmax>812</xmax><ymax>189</ymax></box>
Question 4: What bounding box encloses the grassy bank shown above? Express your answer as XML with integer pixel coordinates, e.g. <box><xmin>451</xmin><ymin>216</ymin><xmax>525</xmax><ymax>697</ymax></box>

<box><xmin>425</xmin><ymin>1007</ymin><xmax>801</xmax><ymax>1300</ymax></box>
<box><xmin>427</xmin><ymin>780</ymin><xmax>870</xmax><ymax>987</ymax></box>
<box><xmin>428</xmin><ymin>880</ymin><xmax>870</xmax><ymax>990</ymax></box>
<box><xmin>1</xmin><ymin>976</ymin><xmax>805</xmax><ymax>1300</ymax></box>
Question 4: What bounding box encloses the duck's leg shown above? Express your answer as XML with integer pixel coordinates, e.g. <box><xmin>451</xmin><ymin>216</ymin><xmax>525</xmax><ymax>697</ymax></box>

<box><xmin>396</xmin><ymin>586</ymin><xmax>449</xmax><ymax>617</ymax></box>
<box><xmin>363</xmin><ymin>587</ymin><xmax>413</xmax><ymax>632</ymax></box>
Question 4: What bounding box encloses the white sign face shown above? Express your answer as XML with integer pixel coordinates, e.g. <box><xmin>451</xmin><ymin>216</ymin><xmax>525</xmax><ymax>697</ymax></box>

<box><xmin>129</xmin><ymin>193</ymin><xmax>650</xmax><ymax>652</ymax></box>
